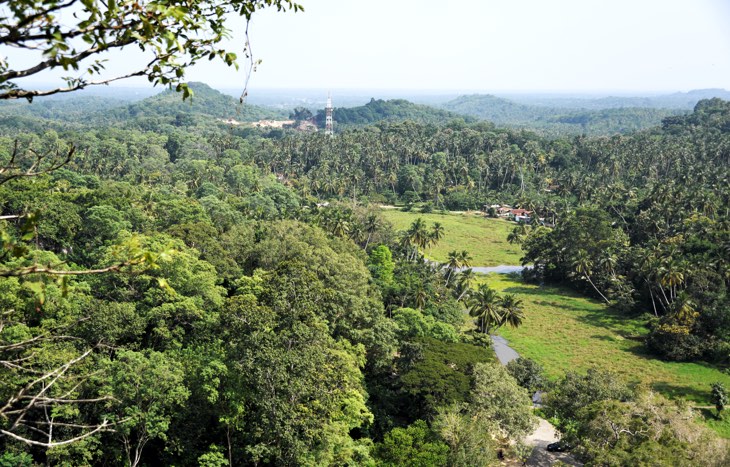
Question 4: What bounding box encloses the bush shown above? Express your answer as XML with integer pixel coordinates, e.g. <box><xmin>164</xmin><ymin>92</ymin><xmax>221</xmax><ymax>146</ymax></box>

<box><xmin>443</xmin><ymin>190</ymin><xmax>479</xmax><ymax>211</ymax></box>
<box><xmin>402</xmin><ymin>191</ymin><xmax>421</xmax><ymax>206</ymax></box>
<box><xmin>547</xmin><ymin>368</ymin><xmax>632</xmax><ymax>425</ymax></box>
<box><xmin>506</xmin><ymin>357</ymin><xmax>545</xmax><ymax>392</ymax></box>
<box><xmin>374</xmin><ymin>420</ymin><xmax>449</xmax><ymax>467</ymax></box>
<box><xmin>646</xmin><ymin>325</ymin><xmax>704</xmax><ymax>361</ymax></box>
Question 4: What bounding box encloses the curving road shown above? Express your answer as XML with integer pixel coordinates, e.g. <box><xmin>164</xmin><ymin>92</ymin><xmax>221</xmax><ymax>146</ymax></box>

<box><xmin>491</xmin><ymin>334</ymin><xmax>582</xmax><ymax>466</ymax></box>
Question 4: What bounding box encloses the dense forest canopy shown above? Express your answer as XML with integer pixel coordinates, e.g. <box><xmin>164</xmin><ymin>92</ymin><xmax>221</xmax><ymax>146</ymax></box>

<box><xmin>3</xmin><ymin>0</ymin><xmax>729</xmax><ymax>464</ymax></box>
<box><xmin>0</xmin><ymin>79</ymin><xmax>728</xmax><ymax>465</ymax></box>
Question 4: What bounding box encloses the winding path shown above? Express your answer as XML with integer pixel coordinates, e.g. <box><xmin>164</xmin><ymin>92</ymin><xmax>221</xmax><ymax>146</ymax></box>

<box><xmin>481</xmin><ymin>265</ymin><xmax>581</xmax><ymax>466</ymax></box>
<box><xmin>492</xmin><ymin>333</ymin><xmax>581</xmax><ymax>466</ymax></box>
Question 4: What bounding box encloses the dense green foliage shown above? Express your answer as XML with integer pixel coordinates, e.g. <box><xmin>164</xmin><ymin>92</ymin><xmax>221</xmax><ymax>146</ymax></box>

<box><xmin>0</xmin><ymin>87</ymin><xmax>545</xmax><ymax>464</ymax></box>
<box><xmin>545</xmin><ymin>369</ymin><xmax>729</xmax><ymax>466</ymax></box>
<box><xmin>262</xmin><ymin>99</ymin><xmax>729</xmax><ymax>363</ymax></box>
<box><xmin>314</xmin><ymin>98</ymin><xmax>475</xmax><ymax>128</ymax></box>
<box><xmin>1</xmin><ymin>82</ymin><xmax>729</xmax><ymax>464</ymax></box>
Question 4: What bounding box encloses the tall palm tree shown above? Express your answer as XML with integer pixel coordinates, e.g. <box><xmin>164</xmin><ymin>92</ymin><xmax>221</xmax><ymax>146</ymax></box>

<box><xmin>468</xmin><ymin>284</ymin><xmax>502</xmax><ymax>334</ymax></box>
<box><xmin>598</xmin><ymin>251</ymin><xmax>618</xmax><ymax>280</ymax></box>
<box><xmin>406</xmin><ymin>217</ymin><xmax>431</xmax><ymax>260</ymax></box>
<box><xmin>499</xmin><ymin>293</ymin><xmax>525</xmax><ymax>329</ymax></box>
<box><xmin>414</xmin><ymin>286</ymin><xmax>427</xmax><ymax>310</ymax></box>
<box><xmin>363</xmin><ymin>214</ymin><xmax>381</xmax><ymax>249</ymax></box>
<box><xmin>398</xmin><ymin>231</ymin><xmax>416</xmax><ymax>261</ymax></box>
<box><xmin>444</xmin><ymin>250</ymin><xmax>461</xmax><ymax>285</ymax></box>
<box><xmin>331</xmin><ymin>214</ymin><xmax>350</xmax><ymax>238</ymax></box>
<box><xmin>430</xmin><ymin>222</ymin><xmax>445</xmax><ymax>247</ymax></box>
<box><xmin>659</xmin><ymin>260</ymin><xmax>686</xmax><ymax>301</ymax></box>
<box><xmin>456</xmin><ymin>268</ymin><xmax>476</xmax><ymax>302</ymax></box>
<box><xmin>507</xmin><ymin>224</ymin><xmax>528</xmax><ymax>245</ymax></box>
<box><xmin>457</xmin><ymin>250</ymin><xmax>472</xmax><ymax>269</ymax></box>
<box><xmin>407</xmin><ymin>218</ymin><xmax>430</xmax><ymax>255</ymax></box>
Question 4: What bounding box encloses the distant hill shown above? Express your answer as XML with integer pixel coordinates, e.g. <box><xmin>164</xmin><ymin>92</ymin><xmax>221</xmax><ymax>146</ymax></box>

<box><xmin>442</xmin><ymin>94</ymin><xmax>545</xmax><ymax>122</ymax></box>
<box><xmin>442</xmin><ymin>94</ymin><xmax>685</xmax><ymax>135</ymax></box>
<box><xmin>315</xmin><ymin>98</ymin><xmax>476</xmax><ymax>127</ymax></box>
<box><xmin>0</xmin><ymin>95</ymin><xmax>129</xmax><ymax>121</ymax></box>
<box><xmin>0</xmin><ymin>83</ymin><xmax>287</xmax><ymax>128</ymax></box>
<box><xmin>116</xmin><ymin>82</ymin><xmax>287</xmax><ymax>122</ymax></box>
<box><xmin>507</xmin><ymin>88</ymin><xmax>730</xmax><ymax>110</ymax></box>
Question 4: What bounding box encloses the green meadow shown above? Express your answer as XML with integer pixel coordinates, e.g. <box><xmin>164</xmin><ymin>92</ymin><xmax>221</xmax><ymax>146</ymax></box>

<box><xmin>379</xmin><ymin>209</ymin><xmax>523</xmax><ymax>266</ymax></box>
<box><xmin>476</xmin><ymin>273</ymin><xmax>730</xmax><ymax>407</ymax></box>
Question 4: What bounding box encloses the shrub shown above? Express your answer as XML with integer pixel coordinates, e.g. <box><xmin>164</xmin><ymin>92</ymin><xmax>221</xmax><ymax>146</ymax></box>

<box><xmin>506</xmin><ymin>357</ymin><xmax>546</xmax><ymax>392</ymax></box>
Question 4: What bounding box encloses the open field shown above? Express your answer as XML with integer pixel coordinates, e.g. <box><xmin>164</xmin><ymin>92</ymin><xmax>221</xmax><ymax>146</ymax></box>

<box><xmin>379</xmin><ymin>209</ymin><xmax>523</xmax><ymax>266</ymax></box>
<box><xmin>475</xmin><ymin>273</ymin><xmax>730</xmax><ymax>407</ymax></box>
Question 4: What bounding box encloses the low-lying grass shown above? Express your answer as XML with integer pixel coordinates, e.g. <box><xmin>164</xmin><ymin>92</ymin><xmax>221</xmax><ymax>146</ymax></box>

<box><xmin>379</xmin><ymin>209</ymin><xmax>522</xmax><ymax>266</ymax></box>
<box><xmin>475</xmin><ymin>273</ymin><xmax>730</xmax><ymax>408</ymax></box>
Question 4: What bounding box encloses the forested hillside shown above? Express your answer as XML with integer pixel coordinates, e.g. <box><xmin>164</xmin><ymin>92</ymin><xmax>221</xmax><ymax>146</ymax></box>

<box><xmin>443</xmin><ymin>94</ymin><xmax>685</xmax><ymax>135</ymax></box>
<box><xmin>115</xmin><ymin>82</ymin><xmax>288</xmax><ymax>122</ymax></box>
<box><xmin>2</xmin><ymin>0</ymin><xmax>728</xmax><ymax>462</ymax></box>
<box><xmin>0</xmin><ymin>82</ymin><xmax>286</xmax><ymax>127</ymax></box>
<box><xmin>1</xmin><ymin>85</ymin><xmax>729</xmax><ymax>465</ymax></box>
<box><xmin>314</xmin><ymin>98</ymin><xmax>475</xmax><ymax>127</ymax></box>
<box><xmin>510</xmin><ymin>88</ymin><xmax>730</xmax><ymax>109</ymax></box>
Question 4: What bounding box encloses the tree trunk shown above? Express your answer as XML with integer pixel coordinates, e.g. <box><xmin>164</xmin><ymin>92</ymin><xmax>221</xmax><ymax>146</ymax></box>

<box><xmin>586</xmin><ymin>275</ymin><xmax>611</xmax><ymax>305</ymax></box>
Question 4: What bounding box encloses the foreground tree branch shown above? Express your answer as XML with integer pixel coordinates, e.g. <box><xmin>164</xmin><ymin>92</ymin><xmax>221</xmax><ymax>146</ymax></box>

<box><xmin>0</xmin><ymin>0</ymin><xmax>303</xmax><ymax>101</ymax></box>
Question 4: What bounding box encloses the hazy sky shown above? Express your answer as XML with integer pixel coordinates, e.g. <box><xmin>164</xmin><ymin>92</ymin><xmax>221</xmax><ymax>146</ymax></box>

<box><xmin>8</xmin><ymin>0</ymin><xmax>730</xmax><ymax>94</ymax></box>
<box><xmin>190</xmin><ymin>0</ymin><xmax>730</xmax><ymax>93</ymax></box>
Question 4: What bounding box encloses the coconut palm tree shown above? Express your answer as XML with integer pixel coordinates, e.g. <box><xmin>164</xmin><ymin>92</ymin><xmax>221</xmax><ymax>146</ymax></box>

<box><xmin>430</xmin><ymin>222</ymin><xmax>445</xmax><ymax>247</ymax></box>
<box><xmin>468</xmin><ymin>284</ymin><xmax>502</xmax><ymax>334</ymax></box>
<box><xmin>457</xmin><ymin>250</ymin><xmax>473</xmax><ymax>269</ymax></box>
<box><xmin>414</xmin><ymin>286</ymin><xmax>427</xmax><ymax>310</ymax></box>
<box><xmin>444</xmin><ymin>250</ymin><xmax>461</xmax><ymax>285</ymax></box>
<box><xmin>499</xmin><ymin>293</ymin><xmax>525</xmax><ymax>329</ymax></box>
<box><xmin>363</xmin><ymin>214</ymin><xmax>381</xmax><ymax>249</ymax></box>
<box><xmin>407</xmin><ymin>218</ymin><xmax>430</xmax><ymax>252</ymax></box>
<box><xmin>398</xmin><ymin>231</ymin><xmax>416</xmax><ymax>261</ymax></box>
<box><xmin>456</xmin><ymin>268</ymin><xmax>476</xmax><ymax>302</ymax></box>
<box><xmin>659</xmin><ymin>260</ymin><xmax>686</xmax><ymax>301</ymax></box>
<box><xmin>507</xmin><ymin>223</ymin><xmax>528</xmax><ymax>245</ymax></box>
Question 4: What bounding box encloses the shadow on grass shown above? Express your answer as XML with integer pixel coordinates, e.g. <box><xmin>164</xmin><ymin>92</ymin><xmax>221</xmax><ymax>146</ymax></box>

<box><xmin>652</xmin><ymin>381</ymin><xmax>710</xmax><ymax>403</ymax></box>
<box><xmin>503</xmin><ymin>272</ymin><xmax>524</xmax><ymax>281</ymax></box>
<box><xmin>532</xmin><ymin>299</ymin><xmax>598</xmax><ymax>313</ymax></box>
<box><xmin>589</xmin><ymin>334</ymin><xmax>623</xmax><ymax>342</ymax></box>
<box><xmin>698</xmin><ymin>408</ymin><xmax>721</xmax><ymax>419</ymax></box>
<box><xmin>576</xmin><ymin>312</ymin><xmax>636</xmax><ymax>330</ymax></box>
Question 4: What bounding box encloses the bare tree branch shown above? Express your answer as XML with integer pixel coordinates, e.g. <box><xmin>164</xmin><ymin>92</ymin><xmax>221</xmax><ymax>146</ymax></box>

<box><xmin>0</xmin><ymin>140</ymin><xmax>75</xmax><ymax>185</ymax></box>
<box><xmin>0</xmin><ymin>420</ymin><xmax>111</xmax><ymax>448</ymax></box>
<box><xmin>0</xmin><ymin>257</ymin><xmax>146</xmax><ymax>277</ymax></box>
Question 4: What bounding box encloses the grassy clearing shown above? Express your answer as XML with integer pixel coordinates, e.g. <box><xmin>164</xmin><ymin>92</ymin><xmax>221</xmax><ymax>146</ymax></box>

<box><xmin>474</xmin><ymin>273</ymin><xmax>730</xmax><ymax>407</ymax></box>
<box><xmin>379</xmin><ymin>209</ymin><xmax>522</xmax><ymax>266</ymax></box>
